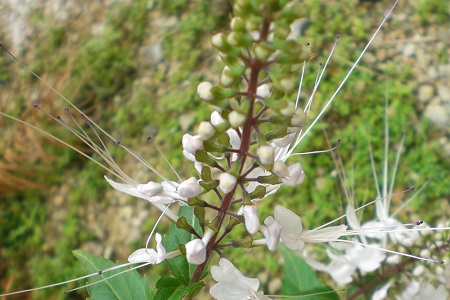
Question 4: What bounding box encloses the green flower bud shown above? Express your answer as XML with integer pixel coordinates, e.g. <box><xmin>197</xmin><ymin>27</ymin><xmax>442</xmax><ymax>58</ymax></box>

<box><xmin>229</xmin><ymin>111</ymin><xmax>246</xmax><ymax>128</ymax></box>
<box><xmin>254</xmin><ymin>44</ymin><xmax>271</xmax><ymax>62</ymax></box>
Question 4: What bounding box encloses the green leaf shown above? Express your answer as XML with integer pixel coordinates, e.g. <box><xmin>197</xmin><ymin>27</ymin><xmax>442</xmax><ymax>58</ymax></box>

<box><xmin>154</xmin><ymin>277</ymin><xmax>205</xmax><ymax>300</ymax></box>
<box><xmin>280</xmin><ymin>248</ymin><xmax>338</xmax><ymax>300</ymax></box>
<box><xmin>73</xmin><ymin>250</ymin><xmax>153</xmax><ymax>300</ymax></box>
<box><xmin>164</xmin><ymin>206</ymin><xmax>202</xmax><ymax>285</ymax></box>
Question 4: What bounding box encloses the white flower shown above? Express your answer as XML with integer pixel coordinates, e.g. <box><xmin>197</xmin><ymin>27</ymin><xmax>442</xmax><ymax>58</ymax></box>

<box><xmin>398</xmin><ymin>281</ymin><xmax>449</xmax><ymax>300</ymax></box>
<box><xmin>372</xmin><ymin>281</ymin><xmax>393</xmax><ymax>300</ymax></box>
<box><xmin>197</xmin><ymin>81</ymin><xmax>214</xmax><ymax>101</ymax></box>
<box><xmin>243</xmin><ymin>205</ymin><xmax>260</xmax><ymax>234</ymax></box>
<box><xmin>198</xmin><ymin>121</ymin><xmax>216</xmax><ymax>140</ymax></box>
<box><xmin>275</xmin><ymin>205</ymin><xmax>347</xmax><ymax>251</ymax></box>
<box><xmin>260</xmin><ymin>216</ymin><xmax>282</xmax><ymax>251</ymax></box>
<box><xmin>104</xmin><ymin>176</ymin><xmax>185</xmax><ymax>221</ymax></box>
<box><xmin>210</xmin><ymin>258</ymin><xmax>271</xmax><ymax>300</ymax></box>
<box><xmin>105</xmin><ymin>176</ymin><xmax>181</xmax><ymax>205</ymax></box>
<box><xmin>136</xmin><ymin>181</ymin><xmax>163</xmax><ymax>196</ymax></box>
<box><xmin>219</xmin><ymin>173</ymin><xmax>237</xmax><ymax>194</ymax></box>
<box><xmin>185</xmin><ymin>239</ymin><xmax>206</xmax><ymax>265</ymax></box>
<box><xmin>281</xmin><ymin>163</ymin><xmax>305</xmax><ymax>186</ymax></box>
<box><xmin>177</xmin><ymin>177</ymin><xmax>201</xmax><ymax>198</ymax></box>
<box><xmin>272</xmin><ymin>133</ymin><xmax>296</xmax><ymax>148</ymax></box>
<box><xmin>182</xmin><ymin>134</ymin><xmax>204</xmax><ymax>154</ymax></box>
<box><xmin>257</xmin><ymin>145</ymin><xmax>274</xmax><ymax>165</ymax></box>
<box><xmin>272</xmin><ymin>160</ymin><xmax>288</xmax><ymax>177</ymax></box>
<box><xmin>128</xmin><ymin>233</ymin><xmax>166</xmax><ymax>264</ymax></box>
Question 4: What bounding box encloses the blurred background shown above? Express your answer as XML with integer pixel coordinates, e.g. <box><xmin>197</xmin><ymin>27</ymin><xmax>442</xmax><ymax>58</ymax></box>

<box><xmin>0</xmin><ymin>0</ymin><xmax>448</xmax><ymax>298</ymax></box>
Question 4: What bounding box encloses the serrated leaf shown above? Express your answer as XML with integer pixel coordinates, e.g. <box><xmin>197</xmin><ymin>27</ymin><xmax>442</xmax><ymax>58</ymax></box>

<box><xmin>280</xmin><ymin>248</ymin><xmax>338</xmax><ymax>300</ymax></box>
<box><xmin>73</xmin><ymin>250</ymin><xmax>153</xmax><ymax>300</ymax></box>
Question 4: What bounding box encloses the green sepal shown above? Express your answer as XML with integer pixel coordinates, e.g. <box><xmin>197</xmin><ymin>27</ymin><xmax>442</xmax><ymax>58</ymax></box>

<box><xmin>176</xmin><ymin>217</ymin><xmax>198</xmax><ymax>237</ymax></box>
<box><xmin>188</xmin><ymin>198</ymin><xmax>208</xmax><ymax>207</ymax></box>
<box><xmin>200</xmin><ymin>167</ymin><xmax>212</xmax><ymax>181</ymax></box>
<box><xmin>214</xmin><ymin>121</ymin><xmax>231</xmax><ymax>134</ymax></box>
<box><xmin>199</xmin><ymin>179</ymin><xmax>219</xmax><ymax>191</ymax></box>
<box><xmin>257</xmin><ymin>173</ymin><xmax>280</xmax><ymax>185</ymax></box>
<box><xmin>231</xmin><ymin>236</ymin><xmax>253</xmax><ymax>248</ymax></box>
<box><xmin>203</xmin><ymin>140</ymin><xmax>227</xmax><ymax>153</ymax></box>
<box><xmin>265</xmin><ymin>126</ymin><xmax>288</xmax><ymax>141</ymax></box>
<box><xmin>195</xmin><ymin>150</ymin><xmax>219</xmax><ymax>167</ymax></box>
<box><xmin>269</xmin><ymin>114</ymin><xmax>290</xmax><ymax>126</ymax></box>
<box><xmin>242</xmin><ymin>189</ymin><xmax>252</xmax><ymax>205</ymax></box>
<box><xmin>210</xmin><ymin>85</ymin><xmax>235</xmax><ymax>100</ymax></box>
<box><xmin>250</xmin><ymin>185</ymin><xmax>267</xmax><ymax>199</ymax></box>
<box><xmin>207</xmin><ymin>216</ymin><xmax>221</xmax><ymax>233</ymax></box>
<box><xmin>225</xmin><ymin>216</ymin><xmax>241</xmax><ymax>233</ymax></box>
<box><xmin>217</xmin><ymin>132</ymin><xmax>231</xmax><ymax>147</ymax></box>
<box><xmin>194</xmin><ymin>206</ymin><xmax>206</xmax><ymax>228</ymax></box>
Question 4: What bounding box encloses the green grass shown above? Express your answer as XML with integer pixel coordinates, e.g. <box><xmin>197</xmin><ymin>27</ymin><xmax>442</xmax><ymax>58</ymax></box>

<box><xmin>0</xmin><ymin>0</ymin><xmax>448</xmax><ymax>299</ymax></box>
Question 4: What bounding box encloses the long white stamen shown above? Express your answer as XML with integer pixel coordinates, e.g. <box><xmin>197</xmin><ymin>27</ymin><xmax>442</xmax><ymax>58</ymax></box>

<box><xmin>289</xmin><ymin>0</ymin><xmax>400</xmax><ymax>154</ymax></box>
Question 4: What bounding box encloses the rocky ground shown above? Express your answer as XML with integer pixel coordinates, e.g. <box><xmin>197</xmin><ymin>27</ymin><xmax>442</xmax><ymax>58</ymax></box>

<box><xmin>0</xmin><ymin>0</ymin><xmax>448</xmax><ymax>295</ymax></box>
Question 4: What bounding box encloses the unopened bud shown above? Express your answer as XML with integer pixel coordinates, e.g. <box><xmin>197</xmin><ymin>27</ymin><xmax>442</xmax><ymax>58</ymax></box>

<box><xmin>280</xmin><ymin>78</ymin><xmax>294</xmax><ymax>92</ymax></box>
<box><xmin>197</xmin><ymin>82</ymin><xmax>214</xmax><ymax>101</ymax></box>
<box><xmin>290</xmin><ymin>108</ymin><xmax>307</xmax><ymax>127</ymax></box>
<box><xmin>257</xmin><ymin>145</ymin><xmax>275</xmax><ymax>165</ymax></box>
<box><xmin>137</xmin><ymin>181</ymin><xmax>163</xmax><ymax>196</ymax></box>
<box><xmin>229</xmin><ymin>111</ymin><xmax>246</xmax><ymax>128</ymax></box>
<box><xmin>256</xmin><ymin>84</ymin><xmax>271</xmax><ymax>99</ymax></box>
<box><xmin>219</xmin><ymin>172</ymin><xmax>237</xmax><ymax>194</ymax></box>
<box><xmin>254</xmin><ymin>44</ymin><xmax>271</xmax><ymax>61</ymax></box>
<box><xmin>185</xmin><ymin>239</ymin><xmax>206</xmax><ymax>265</ymax></box>
<box><xmin>182</xmin><ymin>134</ymin><xmax>204</xmax><ymax>154</ymax></box>
<box><xmin>211</xmin><ymin>33</ymin><xmax>224</xmax><ymax>48</ymax></box>
<box><xmin>243</xmin><ymin>205</ymin><xmax>260</xmax><ymax>234</ymax></box>
<box><xmin>280</xmin><ymin>102</ymin><xmax>295</xmax><ymax>117</ymax></box>
<box><xmin>178</xmin><ymin>177</ymin><xmax>201</xmax><ymax>198</ymax></box>
<box><xmin>198</xmin><ymin>121</ymin><xmax>216</xmax><ymax>140</ymax></box>
<box><xmin>221</xmin><ymin>66</ymin><xmax>235</xmax><ymax>87</ymax></box>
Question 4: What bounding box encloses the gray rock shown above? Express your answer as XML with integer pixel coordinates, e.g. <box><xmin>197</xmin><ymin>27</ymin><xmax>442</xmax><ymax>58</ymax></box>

<box><xmin>437</xmin><ymin>84</ymin><xmax>450</xmax><ymax>102</ymax></box>
<box><xmin>402</xmin><ymin>42</ymin><xmax>416</xmax><ymax>58</ymax></box>
<box><xmin>418</xmin><ymin>84</ymin><xmax>435</xmax><ymax>103</ymax></box>
<box><xmin>424</xmin><ymin>103</ymin><xmax>449</xmax><ymax>126</ymax></box>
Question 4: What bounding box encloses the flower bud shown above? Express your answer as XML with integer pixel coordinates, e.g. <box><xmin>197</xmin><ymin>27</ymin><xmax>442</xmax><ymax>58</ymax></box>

<box><xmin>211</xmin><ymin>33</ymin><xmax>224</xmax><ymax>48</ymax></box>
<box><xmin>243</xmin><ymin>205</ymin><xmax>260</xmax><ymax>234</ymax></box>
<box><xmin>254</xmin><ymin>44</ymin><xmax>271</xmax><ymax>62</ymax></box>
<box><xmin>185</xmin><ymin>239</ymin><xmax>206</xmax><ymax>265</ymax></box>
<box><xmin>412</xmin><ymin>265</ymin><xmax>425</xmax><ymax>276</ymax></box>
<box><xmin>137</xmin><ymin>181</ymin><xmax>163</xmax><ymax>196</ymax></box>
<box><xmin>178</xmin><ymin>177</ymin><xmax>201</xmax><ymax>198</ymax></box>
<box><xmin>272</xmin><ymin>160</ymin><xmax>289</xmax><ymax>177</ymax></box>
<box><xmin>282</xmin><ymin>163</ymin><xmax>305</xmax><ymax>186</ymax></box>
<box><xmin>182</xmin><ymin>134</ymin><xmax>204</xmax><ymax>154</ymax></box>
<box><xmin>280</xmin><ymin>77</ymin><xmax>294</xmax><ymax>92</ymax></box>
<box><xmin>280</xmin><ymin>102</ymin><xmax>295</xmax><ymax>117</ymax></box>
<box><xmin>210</xmin><ymin>111</ymin><xmax>225</xmax><ymax>126</ymax></box>
<box><xmin>219</xmin><ymin>172</ymin><xmax>237</xmax><ymax>194</ymax></box>
<box><xmin>290</xmin><ymin>108</ymin><xmax>307</xmax><ymax>127</ymax></box>
<box><xmin>198</xmin><ymin>121</ymin><xmax>216</xmax><ymax>140</ymax></box>
<box><xmin>221</xmin><ymin>66</ymin><xmax>235</xmax><ymax>87</ymax></box>
<box><xmin>257</xmin><ymin>145</ymin><xmax>275</xmax><ymax>165</ymax></box>
<box><xmin>230</xmin><ymin>17</ymin><xmax>245</xmax><ymax>31</ymax></box>
<box><xmin>228</xmin><ymin>111</ymin><xmax>246</xmax><ymax>128</ymax></box>
<box><xmin>256</xmin><ymin>84</ymin><xmax>271</xmax><ymax>99</ymax></box>
<box><xmin>197</xmin><ymin>81</ymin><xmax>214</xmax><ymax>101</ymax></box>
